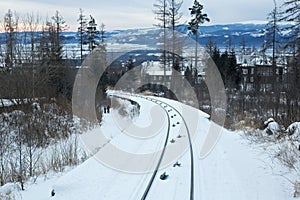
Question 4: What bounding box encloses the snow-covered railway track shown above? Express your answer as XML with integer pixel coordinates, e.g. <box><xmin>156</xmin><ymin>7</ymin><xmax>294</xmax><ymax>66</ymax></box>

<box><xmin>138</xmin><ymin>95</ymin><xmax>195</xmax><ymax>200</ymax></box>
<box><xmin>139</xmin><ymin>96</ymin><xmax>171</xmax><ymax>200</ymax></box>
<box><xmin>109</xmin><ymin>92</ymin><xmax>195</xmax><ymax>200</ymax></box>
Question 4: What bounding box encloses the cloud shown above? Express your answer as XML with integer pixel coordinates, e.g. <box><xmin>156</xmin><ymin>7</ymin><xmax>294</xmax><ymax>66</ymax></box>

<box><xmin>0</xmin><ymin>0</ymin><xmax>287</xmax><ymax>31</ymax></box>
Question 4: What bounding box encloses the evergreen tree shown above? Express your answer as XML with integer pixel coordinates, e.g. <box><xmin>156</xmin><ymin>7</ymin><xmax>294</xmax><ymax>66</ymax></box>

<box><xmin>48</xmin><ymin>10</ymin><xmax>68</xmax><ymax>64</ymax></box>
<box><xmin>184</xmin><ymin>66</ymin><xmax>193</xmax><ymax>85</ymax></box>
<box><xmin>212</xmin><ymin>47</ymin><xmax>241</xmax><ymax>90</ymax></box>
<box><xmin>86</xmin><ymin>15</ymin><xmax>100</xmax><ymax>52</ymax></box>
<box><xmin>38</xmin><ymin>11</ymin><xmax>68</xmax><ymax>98</ymax></box>
<box><xmin>188</xmin><ymin>0</ymin><xmax>210</xmax><ymax>69</ymax></box>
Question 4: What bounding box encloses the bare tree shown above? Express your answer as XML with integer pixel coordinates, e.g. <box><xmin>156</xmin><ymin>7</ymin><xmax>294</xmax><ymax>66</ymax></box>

<box><xmin>25</xmin><ymin>13</ymin><xmax>41</xmax><ymax>98</ymax></box>
<box><xmin>205</xmin><ymin>36</ymin><xmax>216</xmax><ymax>57</ymax></box>
<box><xmin>77</xmin><ymin>8</ymin><xmax>88</xmax><ymax>63</ymax></box>
<box><xmin>168</xmin><ymin>0</ymin><xmax>183</xmax><ymax>70</ymax></box>
<box><xmin>267</xmin><ymin>0</ymin><xmax>281</xmax><ymax>67</ymax></box>
<box><xmin>154</xmin><ymin>0</ymin><xmax>169</xmax><ymax>80</ymax></box>
<box><xmin>3</xmin><ymin>9</ymin><xmax>18</xmax><ymax>70</ymax></box>
<box><xmin>280</xmin><ymin>0</ymin><xmax>300</xmax><ymax>122</ymax></box>
<box><xmin>280</xmin><ymin>0</ymin><xmax>300</xmax><ymax>51</ymax></box>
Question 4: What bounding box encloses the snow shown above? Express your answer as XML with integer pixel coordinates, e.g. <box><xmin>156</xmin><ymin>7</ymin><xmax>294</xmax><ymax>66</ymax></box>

<box><xmin>286</xmin><ymin>122</ymin><xmax>300</xmax><ymax>139</ymax></box>
<box><xmin>250</xmin><ymin>32</ymin><xmax>265</xmax><ymax>38</ymax></box>
<box><xmin>1</xmin><ymin>91</ymin><xmax>297</xmax><ymax>199</ymax></box>
<box><xmin>235</xmin><ymin>20</ymin><xmax>269</xmax><ymax>25</ymax></box>
<box><xmin>0</xmin><ymin>98</ymin><xmax>33</xmax><ymax>107</ymax></box>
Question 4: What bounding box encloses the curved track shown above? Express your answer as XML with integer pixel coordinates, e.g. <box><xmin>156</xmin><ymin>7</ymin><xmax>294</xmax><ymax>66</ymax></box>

<box><xmin>110</xmin><ymin>93</ymin><xmax>195</xmax><ymax>200</ymax></box>
<box><xmin>138</xmin><ymin>95</ymin><xmax>195</xmax><ymax>200</ymax></box>
<box><xmin>140</xmin><ymin>97</ymin><xmax>171</xmax><ymax>200</ymax></box>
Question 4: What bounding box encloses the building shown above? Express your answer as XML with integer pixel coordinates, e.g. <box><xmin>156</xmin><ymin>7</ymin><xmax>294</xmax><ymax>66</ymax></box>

<box><xmin>240</xmin><ymin>64</ymin><xmax>288</xmax><ymax>92</ymax></box>
<box><xmin>141</xmin><ymin>61</ymin><xmax>173</xmax><ymax>88</ymax></box>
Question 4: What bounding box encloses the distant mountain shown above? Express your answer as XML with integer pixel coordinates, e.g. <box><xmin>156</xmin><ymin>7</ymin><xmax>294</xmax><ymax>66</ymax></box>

<box><xmin>0</xmin><ymin>21</ymin><xmax>293</xmax><ymax>51</ymax></box>
<box><xmin>102</xmin><ymin>21</ymin><xmax>292</xmax><ymax>50</ymax></box>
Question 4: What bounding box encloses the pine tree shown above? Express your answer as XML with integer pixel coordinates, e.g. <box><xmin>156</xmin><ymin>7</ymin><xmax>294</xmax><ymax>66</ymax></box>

<box><xmin>86</xmin><ymin>15</ymin><xmax>100</xmax><ymax>52</ymax></box>
<box><xmin>48</xmin><ymin>10</ymin><xmax>68</xmax><ymax>64</ymax></box>
<box><xmin>188</xmin><ymin>0</ymin><xmax>210</xmax><ymax>69</ymax></box>
<box><xmin>39</xmin><ymin>11</ymin><xmax>68</xmax><ymax>97</ymax></box>
<box><xmin>211</xmin><ymin>47</ymin><xmax>241</xmax><ymax>90</ymax></box>
<box><xmin>184</xmin><ymin>66</ymin><xmax>193</xmax><ymax>85</ymax></box>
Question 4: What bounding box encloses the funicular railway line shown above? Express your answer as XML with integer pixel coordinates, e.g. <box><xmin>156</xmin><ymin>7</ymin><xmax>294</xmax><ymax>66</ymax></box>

<box><xmin>110</xmin><ymin>92</ymin><xmax>195</xmax><ymax>200</ymax></box>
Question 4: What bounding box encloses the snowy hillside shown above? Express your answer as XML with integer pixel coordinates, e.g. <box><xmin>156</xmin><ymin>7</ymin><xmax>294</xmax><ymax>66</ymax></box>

<box><xmin>8</xmin><ymin>91</ymin><xmax>297</xmax><ymax>200</ymax></box>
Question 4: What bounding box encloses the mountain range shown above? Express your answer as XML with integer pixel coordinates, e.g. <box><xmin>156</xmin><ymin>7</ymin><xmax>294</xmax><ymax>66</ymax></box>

<box><xmin>0</xmin><ymin>21</ymin><xmax>293</xmax><ymax>52</ymax></box>
<box><xmin>74</xmin><ymin>21</ymin><xmax>292</xmax><ymax>50</ymax></box>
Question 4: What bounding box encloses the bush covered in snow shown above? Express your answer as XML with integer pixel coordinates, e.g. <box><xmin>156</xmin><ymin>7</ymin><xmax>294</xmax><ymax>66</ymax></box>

<box><xmin>110</xmin><ymin>96</ymin><xmax>140</xmax><ymax>120</ymax></box>
<box><xmin>244</xmin><ymin>120</ymin><xmax>300</xmax><ymax>197</ymax></box>
<box><xmin>0</xmin><ymin>100</ymin><xmax>90</xmax><ymax>191</ymax></box>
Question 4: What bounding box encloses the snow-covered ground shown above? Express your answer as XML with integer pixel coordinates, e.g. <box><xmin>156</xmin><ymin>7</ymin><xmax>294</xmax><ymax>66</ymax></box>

<box><xmin>1</xmin><ymin>91</ymin><xmax>297</xmax><ymax>199</ymax></box>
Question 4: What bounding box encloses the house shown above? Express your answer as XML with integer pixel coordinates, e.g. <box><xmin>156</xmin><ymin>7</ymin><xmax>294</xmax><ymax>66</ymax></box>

<box><xmin>240</xmin><ymin>64</ymin><xmax>288</xmax><ymax>92</ymax></box>
<box><xmin>141</xmin><ymin>61</ymin><xmax>173</xmax><ymax>88</ymax></box>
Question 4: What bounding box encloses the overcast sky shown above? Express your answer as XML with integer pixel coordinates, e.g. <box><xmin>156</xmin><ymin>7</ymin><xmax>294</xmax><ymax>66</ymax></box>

<box><xmin>0</xmin><ymin>0</ymin><xmax>286</xmax><ymax>31</ymax></box>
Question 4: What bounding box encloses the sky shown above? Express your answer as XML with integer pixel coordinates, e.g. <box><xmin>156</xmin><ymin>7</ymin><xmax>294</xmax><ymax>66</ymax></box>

<box><xmin>0</xmin><ymin>0</ymin><xmax>286</xmax><ymax>31</ymax></box>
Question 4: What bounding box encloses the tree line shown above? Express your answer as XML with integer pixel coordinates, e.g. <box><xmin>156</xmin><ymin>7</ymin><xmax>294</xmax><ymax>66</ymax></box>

<box><xmin>0</xmin><ymin>9</ymin><xmax>106</xmax><ymax>102</ymax></box>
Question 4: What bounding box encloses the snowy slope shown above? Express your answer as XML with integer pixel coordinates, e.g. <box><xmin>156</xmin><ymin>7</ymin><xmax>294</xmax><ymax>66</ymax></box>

<box><xmin>15</xmin><ymin>91</ymin><xmax>295</xmax><ymax>200</ymax></box>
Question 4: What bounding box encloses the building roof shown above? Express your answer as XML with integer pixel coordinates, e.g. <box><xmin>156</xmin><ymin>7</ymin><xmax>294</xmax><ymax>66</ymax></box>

<box><xmin>141</xmin><ymin>61</ymin><xmax>172</xmax><ymax>76</ymax></box>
